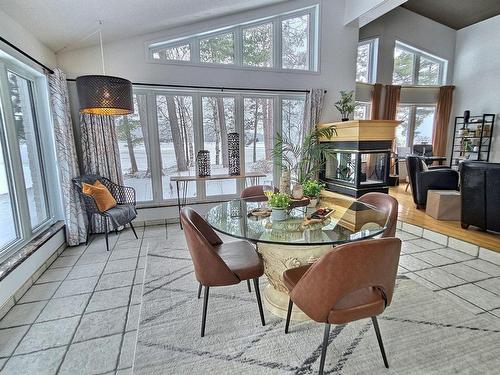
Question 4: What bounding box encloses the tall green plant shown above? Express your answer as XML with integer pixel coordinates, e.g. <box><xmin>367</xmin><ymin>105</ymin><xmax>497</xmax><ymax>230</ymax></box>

<box><xmin>272</xmin><ymin>126</ymin><xmax>336</xmax><ymax>184</ymax></box>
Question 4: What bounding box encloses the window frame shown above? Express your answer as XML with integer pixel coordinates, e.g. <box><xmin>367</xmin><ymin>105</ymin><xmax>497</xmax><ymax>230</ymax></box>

<box><xmin>0</xmin><ymin>57</ymin><xmax>57</xmax><ymax>260</ymax></box>
<box><xmin>145</xmin><ymin>6</ymin><xmax>319</xmax><ymax>72</ymax></box>
<box><xmin>356</xmin><ymin>38</ymin><xmax>378</xmax><ymax>84</ymax></box>
<box><xmin>130</xmin><ymin>86</ymin><xmax>305</xmax><ymax>208</ymax></box>
<box><xmin>396</xmin><ymin>103</ymin><xmax>437</xmax><ymax>148</ymax></box>
<box><xmin>392</xmin><ymin>41</ymin><xmax>447</xmax><ymax>86</ymax></box>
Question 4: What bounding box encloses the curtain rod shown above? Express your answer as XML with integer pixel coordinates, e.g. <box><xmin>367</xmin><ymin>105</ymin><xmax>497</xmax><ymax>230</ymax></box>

<box><xmin>66</xmin><ymin>79</ymin><xmax>326</xmax><ymax>94</ymax></box>
<box><xmin>0</xmin><ymin>37</ymin><xmax>54</xmax><ymax>74</ymax></box>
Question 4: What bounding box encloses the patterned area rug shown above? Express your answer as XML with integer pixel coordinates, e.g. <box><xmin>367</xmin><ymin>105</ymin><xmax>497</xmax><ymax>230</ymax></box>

<box><xmin>134</xmin><ymin>230</ymin><xmax>500</xmax><ymax>374</ymax></box>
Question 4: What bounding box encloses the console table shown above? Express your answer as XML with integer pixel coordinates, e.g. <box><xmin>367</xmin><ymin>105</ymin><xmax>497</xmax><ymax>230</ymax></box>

<box><xmin>170</xmin><ymin>172</ymin><xmax>266</xmax><ymax>228</ymax></box>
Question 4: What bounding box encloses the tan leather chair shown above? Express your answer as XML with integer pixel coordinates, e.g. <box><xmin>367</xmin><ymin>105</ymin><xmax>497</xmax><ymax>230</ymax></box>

<box><xmin>180</xmin><ymin>207</ymin><xmax>266</xmax><ymax>337</ymax></box>
<box><xmin>240</xmin><ymin>185</ymin><xmax>278</xmax><ymax>202</ymax></box>
<box><xmin>358</xmin><ymin>192</ymin><xmax>398</xmax><ymax>237</ymax></box>
<box><xmin>283</xmin><ymin>238</ymin><xmax>401</xmax><ymax>374</ymax></box>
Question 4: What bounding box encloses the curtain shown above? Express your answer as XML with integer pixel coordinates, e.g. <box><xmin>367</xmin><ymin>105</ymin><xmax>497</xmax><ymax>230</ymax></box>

<box><xmin>302</xmin><ymin>89</ymin><xmax>326</xmax><ymax>135</ymax></box>
<box><xmin>383</xmin><ymin>85</ymin><xmax>401</xmax><ymax>120</ymax></box>
<box><xmin>432</xmin><ymin>86</ymin><xmax>455</xmax><ymax>157</ymax></box>
<box><xmin>370</xmin><ymin>83</ymin><xmax>383</xmax><ymax>120</ymax></box>
<box><xmin>81</xmin><ymin>114</ymin><xmax>123</xmax><ymax>232</ymax></box>
<box><xmin>47</xmin><ymin>69</ymin><xmax>87</xmax><ymax>246</ymax></box>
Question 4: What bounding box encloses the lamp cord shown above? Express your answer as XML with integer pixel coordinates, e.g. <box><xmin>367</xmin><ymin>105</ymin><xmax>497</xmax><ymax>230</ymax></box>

<box><xmin>98</xmin><ymin>20</ymin><xmax>105</xmax><ymax>75</ymax></box>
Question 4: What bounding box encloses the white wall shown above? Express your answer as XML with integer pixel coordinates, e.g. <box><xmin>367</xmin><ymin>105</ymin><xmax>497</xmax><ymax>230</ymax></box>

<box><xmin>451</xmin><ymin>15</ymin><xmax>500</xmax><ymax>163</ymax></box>
<box><xmin>0</xmin><ymin>8</ymin><xmax>56</xmax><ymax>68</ymax></box>
<box><xmin>56</xmin><ymin>0</ymin><xmax>359</xmax><ymax>122</ymax></box>
<box><xmin>360</xmin><ymin>7</ymin><xmax>456</xmax><ymax>86</ymax></box>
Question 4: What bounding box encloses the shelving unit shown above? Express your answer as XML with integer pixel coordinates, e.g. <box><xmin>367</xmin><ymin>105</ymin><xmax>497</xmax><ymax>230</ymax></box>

<box><xmin>450</xmin><ymin>114</ymin><xmax>495</xmax><ymax>169</ymax></box>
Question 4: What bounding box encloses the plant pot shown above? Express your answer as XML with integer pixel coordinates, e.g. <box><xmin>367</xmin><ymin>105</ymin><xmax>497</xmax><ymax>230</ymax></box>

<box><xmin>292</xmin><ymin>184</ymin><xmax>304</xmax><ymax>199</ymax></box>
<box><xmin>341</xmin><ymin>117</ymin><xmax>349</xmax><ymax>122</ymax></box>
<box><xmin>271</xmin><ymin>208</ymin><xmax>287</xmax><ymax>221</ymax></box>
<box><xmin>307</xmin><ymin>198</ymin><xmax>318</xmax><ymax>208</ymax></box>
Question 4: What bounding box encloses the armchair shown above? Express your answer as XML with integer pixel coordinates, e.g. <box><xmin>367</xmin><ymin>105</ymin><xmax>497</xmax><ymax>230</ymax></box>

<box><xmin>406</xmin><ymin>156</ymin><xmax>459</xmax><ymax>209</ymax></box>
<box><xmin>73</xmin><ymin>174</ymin><xmax>138</xmax><ymax>251</ymax></box>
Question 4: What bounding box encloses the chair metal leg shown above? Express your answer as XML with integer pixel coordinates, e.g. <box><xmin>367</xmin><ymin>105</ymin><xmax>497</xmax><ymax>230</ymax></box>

<box><xmin>201</xmin><ymin>286</ymin><xmax>209</xmax><ymax>337</ymax></box>
<box><xmin>247</xmin><ymin>279</ymin><xmax>252</xmax><ymax>293</ymax></box>
<box><xmin>253</xmin><ymin>278</ymin><xmax>265</xmax><ymax>326</ymax></box>
<box><xmin>285</xmin><ymin>299</ymin><xmax>293</xmax><ymax>334</ymax></box>
<box><xmin>104</xmin><ymin>218</ymin><xmax>109</xmax><ymax>252</ymax></box>
<box><xmin>372</xmin><ymin>316</ymin><xmax>389</xmax><ymax>368</ymax></box>
<box><xmin>197</xmin><ymin>283</ymin><xmax>202</xmax><ymax>299</ymax></box>
<box><xmin>405</xmin><ymin>182</ymin><xmax>410</xmax><ymax>192</ymax></box>
<box><xmin>129</xmin><ymin>221</ymin><xmax>139</xmax><ymax>239</ymax></box>
<box><xmin>318</xmin><ymin>323</ymin><xmax>331</xmax><ymax>375</ymax></box>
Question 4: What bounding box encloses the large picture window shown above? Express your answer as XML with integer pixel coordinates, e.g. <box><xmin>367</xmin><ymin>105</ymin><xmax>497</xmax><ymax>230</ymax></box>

<box><xmin>147</xmin><ymin>6</ymin><xmax>318</xmax><ymax>72</ymax></box>
<box><xmin>0</xmin><ymin>59</ymin><xmax>54</xmax><ymax>258</ymax></box>
<box><xmin>356</xmin><ymin>39</ymin><xmax>378</xmax><ymax>83</ymax></box>
<box><xmin>392</xmin><ymin>41</ymin><xmax>447</xmax><ymax>85</ymax></box>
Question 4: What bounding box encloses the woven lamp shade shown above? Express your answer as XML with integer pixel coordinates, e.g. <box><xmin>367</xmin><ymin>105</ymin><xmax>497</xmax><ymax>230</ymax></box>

<box><xmin>76</xmin><ymin>75</ymin><xmax>133</xmax><ymax>115</ymax></box>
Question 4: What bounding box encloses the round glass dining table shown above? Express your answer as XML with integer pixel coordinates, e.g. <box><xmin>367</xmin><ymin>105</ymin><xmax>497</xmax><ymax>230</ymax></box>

<box><xmin>206</xmin><ymin>198</ymin><xmax>389</xmax><ymax>321</ymax></box>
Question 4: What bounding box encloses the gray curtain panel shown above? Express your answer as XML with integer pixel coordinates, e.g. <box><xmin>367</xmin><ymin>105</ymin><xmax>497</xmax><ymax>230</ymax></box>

<box><xmin>80</xmin><ymin>114</ymin><xmax>124</xmax><ymax>233</ymax></box>
<box><xmin>47</xmin><ymin>68</ymin><xmax>87</xmax><ymax>246</ymax></box>
<box><xmin>302</xmin><ymin>89</ymin><xmax>326</xmax><ymax>136</ymax></box>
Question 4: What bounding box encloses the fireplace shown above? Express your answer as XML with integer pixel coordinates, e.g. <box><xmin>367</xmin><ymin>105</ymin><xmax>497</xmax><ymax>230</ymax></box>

<box><xmin>317</xmin><ymin>120</ymin><xmax>399</xmax><ymax>198</ymax></box>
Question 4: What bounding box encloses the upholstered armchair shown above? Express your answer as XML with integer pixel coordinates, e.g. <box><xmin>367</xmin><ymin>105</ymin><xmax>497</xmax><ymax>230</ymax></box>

<box><xmin>406</xmin><ymin>156</ymin><xmax>459</xmax><ymax>209</ymax></box>
<box><xmin>73</xmin><ymin>174</ymin><xmax>138</xmax><ymax>251</ymax></box>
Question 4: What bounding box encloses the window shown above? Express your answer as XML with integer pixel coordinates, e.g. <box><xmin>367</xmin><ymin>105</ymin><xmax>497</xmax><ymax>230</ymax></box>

<box><xmin>200</xmin><ymin>33</ymin><xmax>234</xmax><ymax>64</ymax></box>
<box><xmin>242</xmin><ymin>23</ymin><xmax>273</xmax><ymax>67</ymax></box>
<box><xmin>392</xmin><ymin>41</ymin><xmax>447</xmax><ymax>85</ymax></box>
<box><xmin>396</xmin><ymin>104</ymin><xmax>436</xmax><ymax>147</ymax></box>
<box><xmin>147</xmin><ymin>6</ymin><xmax>318</xmax><ymax>71</ymax></box>
<box><xmin>151</xmin><ymin>43</ymin><xmax>191</xmax><ymax>61</ymax></box>
<box><xmin>0</xmin><ymin>57</ymin><xmax>55</xmax><ymax>257</ymax></box>
<box><xmin>356</xmin><ymin>39</ymin><xmax>378</xmax><ymax>83</ymax></box>
<box><xmin>156</xmin><ymin>94</ymin><xmax>196</xmax><ymax>200</ymax></box>
<box><xmin>354</xmin><ymin>102</ymin><xmax>371</xmax><ymax>120</ymax></box>
<box><xmin>116</xmin><ymin>94</ymin><xmax>153</xmax><ymax>202</ymax></box>
<box><xmin>281</xmin><ymin>14</ymin><xmax>309</xmax><ymax>70</ymax></box>
<box><xmin>281</xmin><ymin>97</ymin><xmax>306</xmax><ymax>182</ymax></box>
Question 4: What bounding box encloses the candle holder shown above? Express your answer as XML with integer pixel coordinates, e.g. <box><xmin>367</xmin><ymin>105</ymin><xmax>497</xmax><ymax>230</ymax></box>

<box><xmin>228</xmin><ymin>132</ymin><xmax>240</xmax><ymax>176</ymax></box>
<box><xmin>196</xmin><ymin>150</ymin><xmax>211</xmax><ymax>177</ymax></box>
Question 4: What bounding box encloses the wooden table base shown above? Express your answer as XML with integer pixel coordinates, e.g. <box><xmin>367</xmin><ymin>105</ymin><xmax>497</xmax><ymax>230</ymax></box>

<box><xmin>257</xmin><ymin>242</ymin><xmax>334</xmax><ymax>321</ymax></box>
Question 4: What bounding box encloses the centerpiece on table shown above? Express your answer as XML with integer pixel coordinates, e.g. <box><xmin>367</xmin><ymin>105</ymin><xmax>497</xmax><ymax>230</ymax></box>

<box><xmin>302</xmin><ymin>179</ymin><xmax>325</xmax><ymax>208</ymax></box>
<box><xmin>268</xmin><ymin>192</ymin><xmax>291</xmax><ymax>221</ymax></box>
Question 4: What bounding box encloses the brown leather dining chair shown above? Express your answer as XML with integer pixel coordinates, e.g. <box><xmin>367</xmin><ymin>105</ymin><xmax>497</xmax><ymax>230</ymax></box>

<box><xmin>180</xmin><ymin>207</ymin><xmax>266</xmax><ymax>337</ymax></box>
<box><xmin>240</xmin><ymin>185</ymin><xmax>278</xmax><ymax>202</ymax></box>
<box><xmin>358</xmin><ymin>192</ymin><xmax>398</xmax><ymax>237</ymax></box>
<box><xmin>283</xmin><ymin>238</ymin><xmax>402</xmax><ymax>375</ymax></box>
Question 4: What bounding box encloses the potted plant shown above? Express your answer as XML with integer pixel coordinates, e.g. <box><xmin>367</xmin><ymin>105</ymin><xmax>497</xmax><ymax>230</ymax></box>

<box><xmin>268</xmin><ymin>193</ymin><xmax>291</xmax><ymax>221</ymax></box>
<box><xmin>302</xmin><ymin>179</ymin><xmax>325</xmax><ymax>207</ymax></box>
<box><xmin>334</xmin><ymin>90</ymin><xmax>356</xmax><ymax>121</ymax></box>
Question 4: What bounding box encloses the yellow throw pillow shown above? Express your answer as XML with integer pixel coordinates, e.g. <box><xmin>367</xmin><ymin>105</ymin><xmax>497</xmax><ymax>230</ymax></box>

<box><xmin>82</xmin><ymin>180</ymin><xmax>117</xmax><ymax>212</ymax></box>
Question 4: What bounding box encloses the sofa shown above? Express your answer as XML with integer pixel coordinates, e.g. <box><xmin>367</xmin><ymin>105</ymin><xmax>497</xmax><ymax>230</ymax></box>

<box><xmin>460</xmin><ymin>161</ymin><xmax>500</xmax><ymax>232</ymax></box>
<box><xmin>406</xmin><ymin>156</ymin><xmax>459</xmax><ymax>209</ymax></box>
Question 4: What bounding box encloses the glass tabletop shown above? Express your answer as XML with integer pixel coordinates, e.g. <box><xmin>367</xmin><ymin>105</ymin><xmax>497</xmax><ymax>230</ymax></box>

<box><xmin>205</xmin><ymin>199</ymin><xmax>388</xmax><ymax>246</ymax></box>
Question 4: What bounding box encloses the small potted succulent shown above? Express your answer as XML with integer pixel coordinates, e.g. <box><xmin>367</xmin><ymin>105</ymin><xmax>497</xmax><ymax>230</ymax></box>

<box><xmin>302</xmin><ymin>179</ymin><xmax>325</xmax><ymax>208</ymax></box>
<box><xmin>268</xmin><ymin>193</ymin><xmax>291</xmax><ymax>221</ymax></box>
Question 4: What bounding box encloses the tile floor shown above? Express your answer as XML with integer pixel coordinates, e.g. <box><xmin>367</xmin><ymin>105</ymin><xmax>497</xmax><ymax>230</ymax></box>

<box><xmin>0</xmin><ymin>223</ymin><xmax>499</xmax><ymax>375</ymax></box>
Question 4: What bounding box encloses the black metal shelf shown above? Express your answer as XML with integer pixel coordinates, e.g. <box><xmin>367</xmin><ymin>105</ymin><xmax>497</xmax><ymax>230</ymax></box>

<box><xmin>450</xmin><ymin>113</ymin><xmax>495</xmax><ymax>167</ymax></box>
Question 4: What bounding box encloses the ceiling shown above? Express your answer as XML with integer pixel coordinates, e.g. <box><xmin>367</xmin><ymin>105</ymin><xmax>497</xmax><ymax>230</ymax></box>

<box><xmin>0</xmin><ymin>0</ymin><xmax>287</xmax><ymax>52</ymax></box>
<box><xmin>402</xmin><ymin>0</ymin><xmax>500</xmax><ymax>30</ymax></box>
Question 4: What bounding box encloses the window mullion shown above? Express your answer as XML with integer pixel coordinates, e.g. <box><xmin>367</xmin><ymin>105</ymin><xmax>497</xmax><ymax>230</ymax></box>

<box><xmin>235</xmin><ymin>94</ymin><xmax>245</xmax><ymax>193</ymax></box>
<box><xmin>274</xmin><ymin>19</ymin><xmax>282</xmax><ymax>70</ymax></box>
<box><xmin>193</xmin><ymin>92</ymin><xmax>205</xmax><ymax>200</ymax></box>
<box><xmin>146</xmin><ymin>91</ymin><xmax>162</xmax><ymax>203</ymax></box>
<box><xmin>408</xmin><ymin>106</ymin><xmax>416</xmax><ymax>147</ymax></box>
<box><xmin>234</xmin><ymin>27</ymin><xmax>242</xmax><ymax>67</ymax></box>
<box><xmin>274</xmin><ymin>96</ymin><xmax>282</xmax><ymax>186</ymax></box>
<box><xmin>413</xmin><ymin>54</ymin><xmax>420</xmax><ymax>85</ymax></box>
<box><xmin>192</xmin><ymin>38</ymin><xmax>200</xmax><ymax>64</ymax></box>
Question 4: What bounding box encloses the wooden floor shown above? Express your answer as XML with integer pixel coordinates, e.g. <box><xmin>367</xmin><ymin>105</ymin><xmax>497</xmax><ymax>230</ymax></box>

<box><xmin>389</xmin><ymin>184</ymin><xmax>500</xmax><ymax>252</ymax></box>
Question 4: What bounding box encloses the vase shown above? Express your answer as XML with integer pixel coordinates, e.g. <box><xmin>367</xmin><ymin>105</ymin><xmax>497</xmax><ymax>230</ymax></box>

<box><xmin>227</xmin><ymin>132</ymin><xmax>240</xmax><ymax>176</ymax></box>
<box><xmin>279</xmin><ymin>171</ymin><xmax>291</xmax><ymax>195</ymax></box>
<box><xmin>292</xmin><ymin>184</ymin><xmax>303</xmax><ymax>199</ymax></box>
<box><xmin>271</xmin><ymin>208</ymin><xmax>287</xmax><ymax>221</ymax></box>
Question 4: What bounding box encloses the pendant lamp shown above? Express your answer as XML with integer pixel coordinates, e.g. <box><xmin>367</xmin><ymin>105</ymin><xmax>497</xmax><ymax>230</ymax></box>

<box><xmin>76</xmin><ymin>27</ymin><xmax>133</xmax><ymax>115</ymax></box>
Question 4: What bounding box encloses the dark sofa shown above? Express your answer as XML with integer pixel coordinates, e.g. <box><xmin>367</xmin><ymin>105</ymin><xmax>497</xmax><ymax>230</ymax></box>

<box><xmin>460</xmin><ymin>161</ymin><xmax>500</xmax><ymax>232</ymax></box>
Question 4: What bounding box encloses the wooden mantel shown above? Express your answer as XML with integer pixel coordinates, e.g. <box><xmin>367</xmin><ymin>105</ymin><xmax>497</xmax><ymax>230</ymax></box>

<box><xmin>317</xmin><ymin>120</ymin><xmax>400</xmax><ymax>142</ymax></box>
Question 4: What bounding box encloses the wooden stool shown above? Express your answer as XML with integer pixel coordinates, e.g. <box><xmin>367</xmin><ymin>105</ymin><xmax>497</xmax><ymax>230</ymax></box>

<box><xmin>426</xmin><ymin>190</ymin><xmax>461</xmax><ymax>221</ymax></box>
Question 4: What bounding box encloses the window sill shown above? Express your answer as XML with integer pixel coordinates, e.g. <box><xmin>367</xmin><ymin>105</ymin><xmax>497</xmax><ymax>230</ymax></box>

<box><xmin>0</xmin><ymin>221</ymin><xmax>64</xmax><ymax>282</ymax></box>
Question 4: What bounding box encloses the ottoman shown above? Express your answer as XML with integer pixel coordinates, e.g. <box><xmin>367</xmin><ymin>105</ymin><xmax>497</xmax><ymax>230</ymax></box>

<box><xmin>426</xmin><ymin>190</ymin><xmax>461</xmax><ymax>221</ymax></box>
